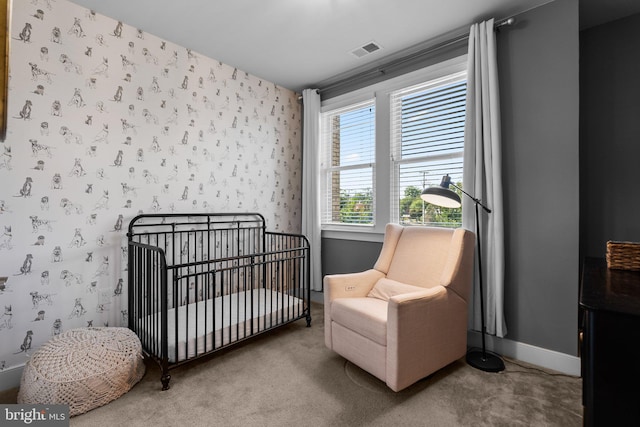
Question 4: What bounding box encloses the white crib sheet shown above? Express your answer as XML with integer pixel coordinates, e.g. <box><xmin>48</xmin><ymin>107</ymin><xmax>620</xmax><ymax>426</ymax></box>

<box><xmin>142</xmin><ymin>289</ymin><xmax>304</xmax><ymax>363</ymax></box>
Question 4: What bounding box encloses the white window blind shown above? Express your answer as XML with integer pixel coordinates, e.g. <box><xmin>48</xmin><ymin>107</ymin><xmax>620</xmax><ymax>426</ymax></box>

<box><xmin>320</xmin><ymin>100</ymin><xmax>375</xmax><ymax>226</ymax></box>
<box><xmin>390</xmin><ymin>71</ymin><xmax>466</xmax><ymax>227</ymax></box>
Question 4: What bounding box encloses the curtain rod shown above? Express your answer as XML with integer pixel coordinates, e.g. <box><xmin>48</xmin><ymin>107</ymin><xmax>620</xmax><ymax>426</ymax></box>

<box><xmin>313</xmin><ymin>17</ymin><xmax>515</xmax><ymax>97</ymax></box>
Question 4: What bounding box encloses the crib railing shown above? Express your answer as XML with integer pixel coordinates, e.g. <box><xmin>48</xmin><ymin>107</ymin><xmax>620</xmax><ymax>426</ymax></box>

<box><xmin>127</xmin><ymin>240</ymin><xmax>170</xmax><ymax>385</ymax></box>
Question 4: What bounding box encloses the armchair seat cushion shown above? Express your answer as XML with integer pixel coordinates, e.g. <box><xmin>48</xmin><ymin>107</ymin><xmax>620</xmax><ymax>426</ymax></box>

<box><xmin>331</xmin><ymin>297</ymin><xmax>388</xmax><ymax>346</ymax></box>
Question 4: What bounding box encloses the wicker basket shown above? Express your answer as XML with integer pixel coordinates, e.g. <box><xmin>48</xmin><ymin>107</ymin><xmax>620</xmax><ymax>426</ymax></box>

<box><xmin>606</xmin><ymin>241</ymin><xmax>640</xmax><ymax>271</ymax></box>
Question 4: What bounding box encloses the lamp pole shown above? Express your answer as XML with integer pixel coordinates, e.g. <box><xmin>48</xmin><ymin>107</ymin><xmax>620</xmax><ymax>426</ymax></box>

<box><xmin>421</xmin><ymin>175</ymin><xmax>504</xmax><ymax>372</ymax></box>
<box><xmin>448</xmin><ymin>181</ymin><xmax>504</xmax><ymax>372</ymax></box>
<box><xmin>422</xmin><ymin>172</ymin><xmax>427</xmax><ymax>224</ymax></box>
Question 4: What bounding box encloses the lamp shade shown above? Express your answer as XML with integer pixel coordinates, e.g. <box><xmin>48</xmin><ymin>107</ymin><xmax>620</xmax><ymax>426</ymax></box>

<box><xmin>420</xmin><ymin>175</ymin><xmax>462</xmax><ymax>208</ymax></box>
<box><xmin>420</xmin><ymin>187</ymin><xmax>461</xmax><ymax>208</ymax></box>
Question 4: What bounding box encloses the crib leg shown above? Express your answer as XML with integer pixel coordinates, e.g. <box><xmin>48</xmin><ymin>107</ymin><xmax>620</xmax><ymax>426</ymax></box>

<box><xmin>161</xmin><ymin>373</ymin><xmax>171</xmax><ymax>391</ymax></box>
<box><xmin>306</xmin><ymin>314</ymin><xmax>312</xmax><ymax>327</ymax></box>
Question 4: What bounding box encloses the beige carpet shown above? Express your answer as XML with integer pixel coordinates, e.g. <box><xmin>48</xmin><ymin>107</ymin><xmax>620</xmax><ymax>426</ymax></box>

<box><xmin>1</xmin><ymin>303</ymin><xmax>582</xmax><ymax>426</ymax></box>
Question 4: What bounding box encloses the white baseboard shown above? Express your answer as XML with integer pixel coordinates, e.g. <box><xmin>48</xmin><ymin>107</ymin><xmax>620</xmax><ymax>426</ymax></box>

<box><xmin>467</xmin><ymin>330</ymin><xmax>581</xmax><ymax>376</ymax></box>
<box><xmin>0</xmin><ymin>364</ymin><xmax>24</xmax><ymax>392</ymax></box>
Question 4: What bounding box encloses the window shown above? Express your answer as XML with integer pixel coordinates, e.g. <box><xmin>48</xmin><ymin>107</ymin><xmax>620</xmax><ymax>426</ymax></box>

<box><xmin>391</xmin><ymin>72</ymin><xmax>466</xmax><ymax>227</ymax></box>
<box><xmin>320</xmin><ymin>100</ymin><xmax>375</xmax><ymax>226</ymax></box>
<box><xmin>320</xmin><ymin>56</ymin><xmax>467</xmax><ymax>236</ymax></box>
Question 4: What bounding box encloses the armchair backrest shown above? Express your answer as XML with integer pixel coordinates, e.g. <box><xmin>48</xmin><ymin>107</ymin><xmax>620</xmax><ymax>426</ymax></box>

<box><xmin>373</xmin><ymin>224</ymin><xmax>475</xmax><ymax>301</ymax></box>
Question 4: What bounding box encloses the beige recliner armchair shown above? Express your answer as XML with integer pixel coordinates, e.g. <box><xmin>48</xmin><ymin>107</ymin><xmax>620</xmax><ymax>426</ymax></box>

<box><xmin>324</xmin><ymin>223</ymin><xmax>475</xmax><ymax>392</ymax></box>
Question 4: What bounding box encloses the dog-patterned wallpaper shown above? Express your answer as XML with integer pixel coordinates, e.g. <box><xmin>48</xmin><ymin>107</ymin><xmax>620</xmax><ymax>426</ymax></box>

<box><xmin>0</xmin><ymin>0</ymin><xmax>302</xmax><ymax>374</ymax></box>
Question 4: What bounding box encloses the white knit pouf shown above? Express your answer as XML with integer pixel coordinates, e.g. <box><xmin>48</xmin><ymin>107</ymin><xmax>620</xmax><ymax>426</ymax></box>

<box><xmin>17</xmin><ymin>327</ymin><xmax>145</xmax><ymax>416</ymax></box>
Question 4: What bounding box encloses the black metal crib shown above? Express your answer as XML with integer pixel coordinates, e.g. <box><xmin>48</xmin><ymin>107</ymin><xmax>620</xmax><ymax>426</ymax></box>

<box><xmin>127</xmin><ymin>213</ymin><xmax>311</xmax><ymax>390</ymax></box>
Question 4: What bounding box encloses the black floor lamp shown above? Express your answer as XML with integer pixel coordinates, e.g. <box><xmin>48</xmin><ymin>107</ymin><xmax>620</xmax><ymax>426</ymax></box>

<box><xmin>421</xmin><ymin>174</ymin><xmax>505</xmax><ymax>372</ymax></box>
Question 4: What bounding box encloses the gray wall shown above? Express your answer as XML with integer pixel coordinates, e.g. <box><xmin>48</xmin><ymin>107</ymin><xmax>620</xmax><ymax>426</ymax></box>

<box><xmin>322</xmin><ymin>0</ymin><xmax>581</xmax><ymax>357</ymax></box>
<box><xmin>498</xmin><ymin>0</ymin><xmax>580</xmax><ymax>356</ymax></box>
<box><xmin>322</xmin><ymin>238</ymin><xmax>382</xmax><ymax>276</ymax></box>
<box><xmin>580</xmin><ymin>13</ymin><xmax>640</xmax><ymax>259</ymax></box>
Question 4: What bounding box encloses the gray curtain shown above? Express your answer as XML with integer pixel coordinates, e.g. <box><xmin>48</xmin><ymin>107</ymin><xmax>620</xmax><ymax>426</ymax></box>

<box><xmin>302</xmin><ymin>89</ymin><xmax>322</xmax><ymax>291</ymax></box>
<box><xmin>463</xmin><ymin>19</ymin><xmax>507</xmax><ymax>337</ymax></box>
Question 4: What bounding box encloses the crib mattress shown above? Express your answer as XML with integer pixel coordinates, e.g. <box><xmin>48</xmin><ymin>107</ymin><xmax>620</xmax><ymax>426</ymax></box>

<box><xmin>141</xmin><ymin>289</ymin><xmax>304</xmax><ymax>363</ymax></box>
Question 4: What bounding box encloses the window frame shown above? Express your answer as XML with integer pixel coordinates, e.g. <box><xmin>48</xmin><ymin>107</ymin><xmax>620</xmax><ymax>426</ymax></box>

<box><xmin>390</xmin><ymin>71</ymin><xmax>467</xmax><ymax>227</ymax></box>
<box><xmin>320</xmin><ymin>55</ymin><xmax>467</xmax><ymax>242</ymax></box>
<box><xmin>320</xmin><ymin>99</ymin><xmax>377</xmax><ymax>228</ymax></box>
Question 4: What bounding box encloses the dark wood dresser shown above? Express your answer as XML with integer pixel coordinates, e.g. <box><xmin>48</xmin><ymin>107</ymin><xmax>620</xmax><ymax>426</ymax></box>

<box><xmin>580</xmin><ymin>257</ymin><xmax>640</xmax><ymax>426</ymax></box>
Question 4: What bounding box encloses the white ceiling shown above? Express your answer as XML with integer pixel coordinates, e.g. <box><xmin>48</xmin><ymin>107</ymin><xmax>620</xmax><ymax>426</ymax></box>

<box><xmin>68</xmin><ymin>0</ymin><xmax>640</xmax><ymax>93</ymax></box>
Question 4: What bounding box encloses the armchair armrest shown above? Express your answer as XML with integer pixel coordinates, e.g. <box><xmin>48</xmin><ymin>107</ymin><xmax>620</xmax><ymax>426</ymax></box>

<box><xmin>388</xmin><ymin>286</ymin><xmax>445</xmax><ymax>305</ymax></box>
<box><xmin>386</xmin><ymin>286</ymin><xmax>468</xmax><ymax>392</ymax></box>
<box><xmin>323</xmin><ymin>268</ymin><xmax>385</xmax><ymax>350</ymax></box>
<box><xmin>323</xmin><ymin>269</ymin><xmax>385</xmax><ymax>302</ymax></box>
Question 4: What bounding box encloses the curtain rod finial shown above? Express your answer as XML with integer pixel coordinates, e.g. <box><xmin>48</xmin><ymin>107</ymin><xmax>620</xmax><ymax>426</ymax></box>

<box><xmin>496</xmin><ymin>17</ymin><xmax>515</xmax><ymax>28</ymax></box>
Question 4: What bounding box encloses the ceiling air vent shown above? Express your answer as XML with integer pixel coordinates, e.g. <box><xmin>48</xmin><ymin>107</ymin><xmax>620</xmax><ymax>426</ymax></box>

<box><xmin>351</xmin><ymin>41</ymin><xmax>382</xmax><ymax>58</ymax></box>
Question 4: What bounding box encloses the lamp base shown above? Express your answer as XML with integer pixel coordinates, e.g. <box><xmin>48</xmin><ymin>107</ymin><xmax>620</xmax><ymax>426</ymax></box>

<box><xmin>466</xmin><ymin>348</ymin><xmax>505</xmax><ymax>372</ymax></box>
